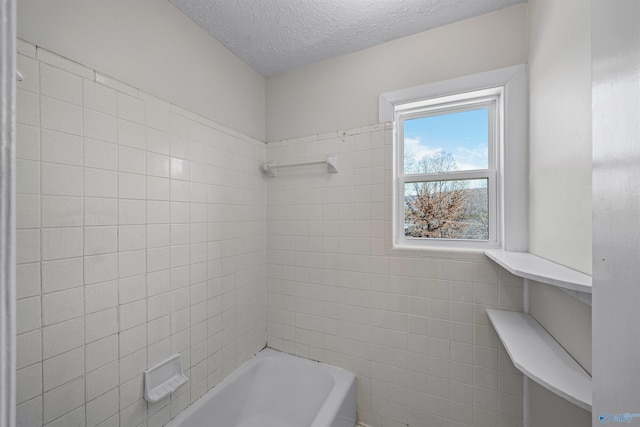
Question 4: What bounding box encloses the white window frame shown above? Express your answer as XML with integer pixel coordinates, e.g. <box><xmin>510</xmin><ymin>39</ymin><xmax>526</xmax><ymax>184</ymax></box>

<box><xmin>380</xmin><ymin>65</ymin><xmax>528</xmax><ymax>252</ymax></box>
<box><xmin>396</xmin><ymin>89</ymin><xmax>501</xmax><ymax>249</ymax></box>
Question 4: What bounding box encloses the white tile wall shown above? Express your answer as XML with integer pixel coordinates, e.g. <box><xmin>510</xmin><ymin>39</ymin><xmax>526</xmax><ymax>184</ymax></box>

<box><xmin>16</xmin><ymin>39</ymin><xmax>523</xmax><ymax>427</ymax></box>
<box><xmin>15</xmin><ymin>42</ymin><xmax>267</xmax><ymax>427</ymax></box>
<box><xmin>266</xmin><ymin>126</ymin><xmax>524</xmax><ymax>427</ymax></box>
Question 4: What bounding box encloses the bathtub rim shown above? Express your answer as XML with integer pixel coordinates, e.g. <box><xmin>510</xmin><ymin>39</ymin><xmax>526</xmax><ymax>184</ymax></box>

<box><xmin>164</xmin><ymin>346</ymin><xmax>356</xmax><ymax>427</ymax></box>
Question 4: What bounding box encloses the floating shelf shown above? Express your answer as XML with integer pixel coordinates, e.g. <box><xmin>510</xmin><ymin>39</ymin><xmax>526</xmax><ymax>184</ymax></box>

<box><xmin>487</xmin><ymin>309</ymin><xmax>592</xmax><ymax>411</ymax></box>
<box><xmin>262</xmin><ymin>154</ymin><xmax>338</xmax><ymax>177</ymax></box>
<box><xmin>485</xmin><ymin>249</ymin><xmax>592</xmax><ymax>294</ymax></box>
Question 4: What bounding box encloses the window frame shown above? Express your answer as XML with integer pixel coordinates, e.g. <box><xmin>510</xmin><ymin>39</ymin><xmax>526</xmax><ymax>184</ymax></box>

<box><xmin>395</xmin><ymin>89</ymin><xmax>502</xmax><ymax>249</ymax></box>
<box><xmin>379</xmin><ymin>65</ymin><xmax>528</xmax><ymax>252</ymax></box>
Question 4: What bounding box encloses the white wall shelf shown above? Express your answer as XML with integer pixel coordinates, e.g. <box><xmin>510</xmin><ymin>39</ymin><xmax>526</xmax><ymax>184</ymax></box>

<box><xmin>486</xmin><ymin>309</ymin><xmax>592</xmax><ymax>411</ymax></box>
<box><xmin>262</xmin><ymin>154</ymin><xmax>338</xmax><ymax>177</ymax></box>
<box><xmin>485</xmin><ymin>249</ymin><xmax>592</xmax><ymax>294</ymax></box>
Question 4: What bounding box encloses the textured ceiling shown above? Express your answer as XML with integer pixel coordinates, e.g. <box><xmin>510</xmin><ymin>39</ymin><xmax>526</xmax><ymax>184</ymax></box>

<box><xmin>169</xmin><ymin>0</ymin><xmax>526</xmax><ymax>77</ymax></box>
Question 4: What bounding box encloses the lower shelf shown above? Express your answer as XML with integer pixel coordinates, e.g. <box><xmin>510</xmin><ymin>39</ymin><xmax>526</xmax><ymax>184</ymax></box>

<box><xmin>486</xmin><ymin>309</ymin><xmax>592</xmax><ymax>411</ymax></box>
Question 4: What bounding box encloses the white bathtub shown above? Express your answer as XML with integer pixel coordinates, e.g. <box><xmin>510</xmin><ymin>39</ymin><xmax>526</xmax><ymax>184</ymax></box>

<box><xmin>165</xmin><ymin>348</ymin><xmax>357</xmax><ymax>427</ymax></box>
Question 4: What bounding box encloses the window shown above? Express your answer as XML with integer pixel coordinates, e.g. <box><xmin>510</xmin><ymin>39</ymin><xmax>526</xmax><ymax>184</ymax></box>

<box><xmin>380</xmin><ymin>65</ymin><xmax>528</xmax><ymax>251</ymax></box>
<box><xmin>395</xmin><ymin>88</ymin><xmax>501</xmax><ymax>248</ymax></box>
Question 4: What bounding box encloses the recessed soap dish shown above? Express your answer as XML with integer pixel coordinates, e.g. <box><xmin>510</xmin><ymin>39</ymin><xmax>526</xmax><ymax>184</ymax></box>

<box><xmin>144</xmin><ymin>354</ymin><xmax>189</xmax><ymax>403</ymax></box>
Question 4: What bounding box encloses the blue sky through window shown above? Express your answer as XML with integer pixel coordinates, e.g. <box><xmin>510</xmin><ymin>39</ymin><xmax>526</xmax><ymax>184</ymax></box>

<box><xmin>404</xmin><ymin>108</ymin><xmax>489</xmax><ymax>172</ymax></box>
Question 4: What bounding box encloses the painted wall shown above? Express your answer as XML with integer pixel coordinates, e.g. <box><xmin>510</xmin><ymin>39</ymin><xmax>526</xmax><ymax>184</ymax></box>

<box><xmin>528</xmin><ymin>0</ymin><xmax>592</xmax><ymax>425</ymax></box>
<box><xmin>17</xmin><ymin>1</ymin><xmax>266</xmax><ymax>141</ymax></box>
<box><xmin>265</xmin><ymin>3</ymin><xmax>528</xmax><ymax>142</ymax></box>
<box><xmin>592</xmin><ymin>0</ymin><xmax>640</xmax><ymax>423</ymax></box>
<box><xmin>528</xmin><ymin>0</ymin><xmax>592</xmax><ymax>275</ymax></box>
<box><xmin>14</xmin><ymin>42</ymin><xmax>267</xmax><ymax>426</ymax></box>
<box><xmin>529</xmin><ymin>381</ymin><xmax>590</xmax><ymax>427</ymax></box>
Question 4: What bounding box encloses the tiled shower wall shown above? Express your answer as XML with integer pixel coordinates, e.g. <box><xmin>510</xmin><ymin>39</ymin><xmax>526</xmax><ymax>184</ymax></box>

<box><xmin>15</xmin><ymin>41</ymin><xmax>267</xmax><ymax>427</ymax></box>
<box><xmin>266</xmin><ymin>125</ymin><xmax>524</xmax><ymax>427</ymax></box>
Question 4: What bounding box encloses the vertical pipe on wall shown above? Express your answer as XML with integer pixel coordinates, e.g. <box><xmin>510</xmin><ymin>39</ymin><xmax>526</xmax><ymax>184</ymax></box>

<box><xmin>0</xmin><ymin>0</ymin><xmax>17</xmax><ymax>425</ymax></box>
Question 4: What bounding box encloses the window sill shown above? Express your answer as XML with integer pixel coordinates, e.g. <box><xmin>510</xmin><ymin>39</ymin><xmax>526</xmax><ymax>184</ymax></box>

<box><xmin>389</xmin><ymin>243</ymin><xmax>489</xmax><ymax>260</ymax></box>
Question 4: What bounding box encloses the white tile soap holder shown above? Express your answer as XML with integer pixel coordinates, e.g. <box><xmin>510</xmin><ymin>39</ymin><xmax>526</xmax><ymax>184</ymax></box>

<box><xmin>144</xmin><ymin>354</ymin><xmax>189</xmax><ymax>403</ymax></box>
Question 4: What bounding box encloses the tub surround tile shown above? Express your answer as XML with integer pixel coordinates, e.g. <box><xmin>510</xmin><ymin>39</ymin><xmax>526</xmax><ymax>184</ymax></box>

<box><xmin>85</xmin><ymin>308</ymin><xmax>118</xmax><ymax>344</ymax></box>
<box><xmin>17</xmin><ymin>54</ymin><xmax>39</xmax><ymax>92</ymax></box>
<box><xmin>41</xmin><ymin>196</ymin><xmax>83</xmax><ymax>227</ymax></box>
<box><xmin>118</xmin><ymin>250</ymin><xmax>146</xmax><ymax>278</ymax></box>
<box><xmin>41</xmin><ymin>287</ymin><xmax>83</xmax><ymax>326</ymax></box>
<box><xmin>16</xmin><ymin>330</ymin><xmax>42</xmax><ymax>370</ymax></box>
<box><xmin>16</xmin><ymin>159</ymin><xmax>40</xmax><ymax>195</ymax></box>
<box><xmin>16</xmin><ymin>124</ymin><xmax>40</xmax><ymax>161</ymax></box>
<box><xmin>84</xmin><ymin>198</ymin><xmax>118</xmax><ymax>226</ymax></box>
<box><xmin>119</xmin><ymin>324</ymin><xmax>147</xmax><ymax>358</ymax></box>
<box><xmin>84</xmin><ymin>226</ymin><xmax>118</xmax><ymax>256</ymax></box>
<box><xmin>41</xmin><ymin>63</ymin><xmax>82</xmax><ymax>105</ymax></box>
<box><xmin>46</xmin><ymin>409</ymin><xmax>85</xmax><ymax>427</ymax></box>
<box><xmin>83</xmin><ymin>80</ymin><xmax>117</xmax><ymax>115</ymax></box>
<box><xmin>42</xmin><ymin>347</ymin><xmax>84</xmax><ymax>392</ymax></box>
<box><xmin>42</xmin><ymin>377</ymin><xmax>84</xmax><ymax>424</ymax></box>
<box><xmin>15</xmin><ymin>44</ymin><xmax>267</xmax><ymax>427</ymax></box>
<box><xmin>85</xmin><ymin>280</ymin><xmax>118</xmax><ymax>314</ymax></box>
<box><xmin>42</xmin><ymin>317</ymin><xmax>84</xmax><ymax>360</ymax></box>
<box><xmin>119</xmin><ymin>147</ymin><xmax>146</xmax><ymax>176</ymax></box>
<box><xmin>16</xmin><ymin>296</ymin><xmax>41</xmax><ymax>335</ymax></box>
<box><xmin>267</xmin><ymin>126</ymin><xmax>524</xmax><ymax>427</ymax></box>
<box><xmin>41</xmin><ymin>227</ymin><xmax>83</xmax><ymax>261</ymax></box>
<box><xmin>86</xmin><ymin>388</ymin><xmax>119</xmax><ymax>427</ymax></box>
<box><xmin>118</xmin><ymin>119</ymin><xmax>146</xmax><ymax>150</ymax></box>
<box><xmin>120</xmin><ymin>300</ymin><xmax>147</xmax><ymax>331</ymax></box>
<box><xmin>41</xmin><ymin>130</ymin><xmax>83</xmax><ymax>166</ymax></box>
<box><xmin>118</xmin><ymin>172</ymin><xmax>146</xmax><ymax>200</ymax></box>
<box><xmin>84</xmin><ymin>109</ymin><xmax>117</xmax><ymax>143</ymax></box>
<box><xmin>85</xmin><ymin>361</ymin><xmax>119</xmax><ymax>401</ymax></box>
<box><xmin>16</xmin><ymin>396</ymin><xmax>42</xmax><ymax>427</ymax></box>
<box><xmin>16</xmin><ymin>229</ymin><xmax>40</xmax><ymax>265</ymax></box>
<box><xmin>41</xmin><ymin>97</ymin><xmax>82</xmax><ymax>136</ymax></box>
<box><xmin>95</xmin><ymin>72</ymin><xmax>138</xmax><ymax>97</ymax></box>
<box><xmin>118</xmin><ymin>199</ymin><xmax>146</xmax><ymax>225</ymax></box>
<box><xmin>84</xmin><ymin>139</ymin><xmax>117</xmax><ymax>171</ymax></box>
<box><xmin>84</xmin><ymin>168</ymin><xmax>118</xmax><ymax>198</ymax></box>
<box><xmin>117</xmin><ymin>92</ymin><xmax>146</xmax><ymax>124</ymax></box>
<box><xmin>16</xmin><ymin>363</ymin><xmax>42</xmax><ymax>405</ymax></box>
<box><xmin>119</xmin><ymin>398</ymin><xmax>147</xmax><ymax>427</ymax></box>
<box><xmin>119</xmin><ymin>348</ymin><xmax>147</xmax><ymax>384</ymax></box>
<box><xmin>118</xmin><ymin>225</ymin><xmax>146</xmax><ymax>251</ymax></box>
<box><xmin>17</xmin><ymin>90</ymin><xmax>40</xmax><ymax>127</ymax></box>
<box><xmin>85</xmin><ymin>335</ymin><xmax>119</xmax><ymax>373</ymax></box>
<box><xmin>36</xmin><ymin>48</ymin><xmax>93</xmax><ymax>79</ymax></box>
<box><xmin>41</xmin><ymin>163</ymin><xmax>83</xmax><ymax>197</ymax></box>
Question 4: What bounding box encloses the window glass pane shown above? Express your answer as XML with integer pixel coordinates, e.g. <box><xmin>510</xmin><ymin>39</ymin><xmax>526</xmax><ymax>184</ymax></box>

<box><xmin>404</xmin><ymin>178</ymin><xmax>489</xmax><ymax>240</ymax></box>
<box><xmin>403</xmin><ymin>108</ymin><xmax>489</xmax><ymax>174</ymax></box>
